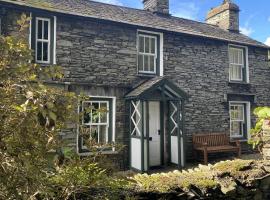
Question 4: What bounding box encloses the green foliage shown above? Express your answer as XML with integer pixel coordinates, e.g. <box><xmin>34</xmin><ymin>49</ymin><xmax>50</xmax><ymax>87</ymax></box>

<box><xmin>0</xmin><ymin>14</ymin><xmax>128</xmax><ymax>200</ymax></box>
<box><xmin>249</xmin><ymin>107</ymin><xmax>270</xmax><ymax>150</ymax></box>
<box><xmin>48</xmin><ymin>158</ymin><xmax>129</xmax><ymax>199</ymax></box>
<box><xmin>0</xmin><ymin>14</ymin><xmax>78</xmax><ymax>199</ymax></box>
<box><xmin>129</xmin><ymin>159</ymin><xmax>267</xmax><ymax>198</ymax></box>
<box><xmin>130</xmin><ymin>169</ymin><xmax>218</xmax><ymax>193</ymax></box>
<box><xmin>213</xmin><ymin>159</ymin><xmax>253</xmax><ymax>176</ymax></box>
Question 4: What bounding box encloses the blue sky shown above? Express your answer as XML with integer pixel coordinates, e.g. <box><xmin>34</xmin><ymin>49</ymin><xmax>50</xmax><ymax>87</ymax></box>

<box><xmin>94</xmin><ymin>0</ymin><xmax>270</xmax><ymax>46</ymax></box>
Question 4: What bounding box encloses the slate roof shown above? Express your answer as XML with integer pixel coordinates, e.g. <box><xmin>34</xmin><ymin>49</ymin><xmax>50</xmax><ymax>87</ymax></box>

<box><xmin>126</xmin><ymin>77</ymin><xmax>165</xmax><ymax>98</ymax></box>
<box><xmin>125</xmin><ymin>77</ymin><xmax>188</xmax><ymax>99</ymax></box>
<box><xmin>0</xmin><ymin>0</ymin><xmax>268</xmax><ymax>48</ymax></box>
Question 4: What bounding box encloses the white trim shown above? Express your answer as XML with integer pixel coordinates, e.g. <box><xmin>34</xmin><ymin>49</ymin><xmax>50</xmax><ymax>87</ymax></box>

<box><xmin>77</xmin><ymin>95</ymin><xmax>116</xmax><ymax>156</ymax></box>
<box><xmin>53</xmin><ymin>16</ymin><xmax>57</xmax><ymax>64</ymax></box>
<box><xmin>228</xmin><ymin>44</ymin><xmax>249</xmax><ymax>83</ymax></box>
<box><xmin>137</xmin><ymin>34</ymin><xmax>157</xmax><ymax>74</ymax></box>
<box><xmin>245</xmin><ymin>47</ymin><xmax>249</xmax><ymax>83</ymax></box>
<box><xmin>28</xmin><ymin>13</ymin><xmax>32</xmax><ymax>49</ymax></box>
<box><xmin>229</xmin><ymin>101</ymin><xmax>251</xmax><ymax>139</ymax></box>
<box><xmin>35</xmin><ymin>17</ymin><xmax>51</xmax><ymax>64</ymax></box>
<box><xmin>137</xmin><ymin>29</ymin><xmax>164</xmax><ymax>77</ymax></box>
<box><xmin>160</xmin><ymin>32</ymin><xmax>164</xmax><ymax>76</ymax></box>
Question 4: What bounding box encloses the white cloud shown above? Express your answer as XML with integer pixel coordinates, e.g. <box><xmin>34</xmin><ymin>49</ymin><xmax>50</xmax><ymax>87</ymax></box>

<box><xmin>240</xmin><ymin>15</ymin><xmax>254</xmax><ymax>36</ymax></box>
<box><xmin>268</xmin><ymin>16</ymin><xmax>270</xmax><ymax>22</ymax></box>
<box><xmin>265</xmin><ymin>37</ymin><xmax>270</xmax><ymax>46</ymax></box>
<box><xmin>240</xmin><ymin>26</ymin><xmax>254</xmax><ymax>36</ymax></box>
<box><xmin>171</xmin><ymin>2</ymin><xmax>199</xmax><ymax>20</ymax></box>
<box><xmin>93</xmin><ymin>0</ymin><xmax>123</xmax><ymax>6</ymax></box>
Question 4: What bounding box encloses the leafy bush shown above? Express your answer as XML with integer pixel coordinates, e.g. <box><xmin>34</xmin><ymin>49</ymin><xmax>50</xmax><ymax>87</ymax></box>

<box><xmin>249</xmin><ymin>107</ymin><xmax>270</xmax><ymax>151</ymax></box>
<box><xmin>47</xmin><ymin>158</ymin><xmax>129</xmax><ymax>199</ymax></box>
<box><xmin>0</xmin><ymin>14</ymin><xmax>127</xmax><ymax>200</ymax></box>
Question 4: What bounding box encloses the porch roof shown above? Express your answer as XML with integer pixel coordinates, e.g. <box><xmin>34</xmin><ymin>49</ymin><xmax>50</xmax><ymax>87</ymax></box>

<box><xmin>125</xmin><ymin>77</ymin><xmax>188</xmax><ymax>100</ymax></box>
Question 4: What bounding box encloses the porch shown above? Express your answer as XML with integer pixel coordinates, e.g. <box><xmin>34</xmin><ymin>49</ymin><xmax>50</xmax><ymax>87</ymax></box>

<box><xmin>125</xmin><ymin>77</ymin><xmax>188</xmax><ymax>172</ymax></box>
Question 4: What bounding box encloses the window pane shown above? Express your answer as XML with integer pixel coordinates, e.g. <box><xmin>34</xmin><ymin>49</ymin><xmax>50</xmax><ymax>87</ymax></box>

<box><xmin>144</xmin><ymin>55</ymin><xmax>149</xmax><ymax>71</ymax></box>
<box><xmin>138</xmin><ymin>55</ymin><xmax>143</xmax><ymax>71</ymax></box>
<box><xmin>44</xmin><ymin>21</ymin><xmax>49</xmax><ymax>40</ymax></box>
<box><xmin>151</xmin><ymin>38</ymin><xmax>155</xmax><ymax>54</ymax></box>
<box><xmin>83</xmin><ymin>103</ymin><xmax>92</xmax><ymax>124</ymax></box>
<box><xmin>90</xmin><ymin>125</ymin><xmax>98</xmax><ymax>143</ymax></box>
<box><xmin>99</xmin><ymin>125</ymin><xmax>107</xmax><ymax>144</ymax></box>
<box><xmin>139</xmin><ymin>36</ymin><xmax>144</xmax><ymax>53</ymax></box>
<box><xmin>230</xmin><ymin>65</ymin><xmax>242</xmax><ymax>80</ymax></box>
<box><xmin>238</xmin><ymin>50</ymin><xmax>243</xmax><ymax>65</ymax></box>
<box><xmin>100</xmin><ymin>103</ymin><xmax>108</xmax><ymax>123</ymax></box>
<box><xmin>43</xmin><ymin>42</ymin><xmax>48</xmax><ymax>61</ymax></box>
<box><xmin>145</xmin><ymin>37</ymin><xmax>150</xmax><ymax>53</ymax></box>
<box><xmin>37</xmin><ymin>42</ymin><xmax>42</xmax><ymax>61</ymax></box>
<box><xmin>149</xmin><ymin>55</ymin><xmax>155</xmax><ymax>72</ymax></box>
<box><xmin>230</xmin><ymin>48</ymin><xmax>244</xmax><ymax>65</ymax></box>
<box><xmin>92</xmin><ymin>103</ymin><xmax>99</xmax><ymax>123</ymax></box>
<box><xmin>230</xmin><ymin>105</ymin><xmax>244</xmax><ymax>120</ymax></box>
<box><xmin>231</xmin><ymin>121</ymin><xmax>243</xmax><ymax>137</ymax></box>
<box><xmin>82</xmin><ymin>130</ymin><xmax>90</xmax><ymax>147</ymax></box>
<box><xmin>37</xmin><ymin>20</ymin><xmax>42</xmax><ymax>39</ymax></box>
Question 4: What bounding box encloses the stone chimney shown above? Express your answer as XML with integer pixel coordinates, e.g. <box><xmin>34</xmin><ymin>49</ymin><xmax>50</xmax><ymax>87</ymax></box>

<box><xmin>143</xmin><ymin>0</ymin><xmax>169</xmax><ymax>15</ymax></box>
<box><xmin>206</xmin><ymin>0</ymin><xmax>240</xmax><ymax>32</ymax></box>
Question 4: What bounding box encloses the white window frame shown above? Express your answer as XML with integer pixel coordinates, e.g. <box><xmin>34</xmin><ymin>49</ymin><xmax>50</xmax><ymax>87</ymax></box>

<box><xmin>77</xmin><ymin>96</ymin><xmax>116</xmax><ymax>155</ymax></box>
<box><xmin>81</xmin><ymin>100</ymin><xmax>110</xmax><ymax>148</ymax></box>
<box><xmin>137</xmin><ymin>33</ymin><xmax>157</xmax><ymax>74</ymax></box>
<box><xmin>35</xmin><ymin>17</ymin><xmax>51</xmax><ymax>64</ymax></box>
<box><xmin>228</xmin><ymin>44</ymin><xmax>249</xmax><ymax>83</ymax></box>
<box><xmin>137</xmin><ymin>30</ymin><xmax>163</xmax><ymax>76</ymax></box>
<box><xmin>229</xmin><ymin>101</ymin><xmax>251</xmax><ymax>140</ymax></box>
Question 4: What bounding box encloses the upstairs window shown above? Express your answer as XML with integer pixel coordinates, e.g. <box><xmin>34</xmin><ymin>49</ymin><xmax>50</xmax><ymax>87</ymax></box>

<box><xmin>31</xmin><ymin>15</ymin><xmax>56</xmax><ymax>65</ymax></box>
<box><xmin>35</xmin><ymin>18</ymin><xmax>51</xmax><ymax>64</ymax></box>
<box><xmin>229</xmin><ymin>46</ymin><xmax>248</xmax><ymax>82</ymax></box>
<box><xmin>138</xmin><ymin>33</ymin><xmax>160</xmax><ymax>75</ymax></box>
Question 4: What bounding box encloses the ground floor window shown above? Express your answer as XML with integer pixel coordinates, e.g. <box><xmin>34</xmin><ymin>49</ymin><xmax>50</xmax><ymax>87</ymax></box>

<box><xmin>78</xmin><ymin>97</ymin><xmax>115</xmax><ymax>153</ymax></box>
<box><xmin>229</xmin><ymin>101</ymin><xmax>250</xmax><ymax>139</ymax></box>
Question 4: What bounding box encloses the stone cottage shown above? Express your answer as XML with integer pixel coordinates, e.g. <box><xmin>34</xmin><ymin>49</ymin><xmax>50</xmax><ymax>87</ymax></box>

<box><xmin>0</xmin><ymin>0</ymin><xmax>269</xmax><ymax>172</ymax></box>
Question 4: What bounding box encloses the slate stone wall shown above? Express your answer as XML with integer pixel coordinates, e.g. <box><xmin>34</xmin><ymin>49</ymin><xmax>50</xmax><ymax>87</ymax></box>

<box><xmin>2</xmin><ymin>6</ymin><xmax>270</xmax><ymax>167</ymax></box>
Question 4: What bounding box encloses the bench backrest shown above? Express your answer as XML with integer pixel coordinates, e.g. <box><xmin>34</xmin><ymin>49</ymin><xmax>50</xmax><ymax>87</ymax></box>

<box><xmin>193</xmin><ymin>133</ymin><xmax>230</xmax><ymax>147</ymax></box>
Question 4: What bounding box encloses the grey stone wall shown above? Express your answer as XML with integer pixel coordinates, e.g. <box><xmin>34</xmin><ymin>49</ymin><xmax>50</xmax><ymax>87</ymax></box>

<box><xmin>2</xmin><ymin>6</ymin><xmax>270</xmax><ymax>167</ymax></box>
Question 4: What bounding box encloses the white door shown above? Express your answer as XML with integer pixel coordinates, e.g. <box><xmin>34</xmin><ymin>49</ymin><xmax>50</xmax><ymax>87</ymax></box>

<box><xmin>149</xmin><ymin>101</ymin><xmax>161</xmax><ymax>167</ymax></box>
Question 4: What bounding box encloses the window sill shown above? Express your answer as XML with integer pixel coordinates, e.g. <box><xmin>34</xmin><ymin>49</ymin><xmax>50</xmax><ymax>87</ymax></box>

<box><xmin>79</xmin><ymin>150</ymin><xmax>118</xmax><ymax>156</ymax></box>
<box><xmin>228</xmin><ymin>81</ymin><xmax>250</xmax><ymax>86</ymax></box>
<box><xmin>137</xmin><ymin>73</ymin><xmax>158</xmax><ymax>78</ymax></box>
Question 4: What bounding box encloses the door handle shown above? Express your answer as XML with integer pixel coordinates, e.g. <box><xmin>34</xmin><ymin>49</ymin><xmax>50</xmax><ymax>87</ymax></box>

<box><xmin>158</xmin><ymin>130</ymin><xmax>161</xmax><ymax>135</ymax></box>
<box><xmin>149</xmin><ymin>137</ymin><xmax>153</xmax><ymax>141</ymax></box>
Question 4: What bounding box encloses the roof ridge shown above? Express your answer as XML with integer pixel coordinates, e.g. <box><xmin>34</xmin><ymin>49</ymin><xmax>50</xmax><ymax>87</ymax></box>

<box><xmin>0</xmin><ymin>0</ymin><xmax>268</xmax><ymax>48</ymax></box>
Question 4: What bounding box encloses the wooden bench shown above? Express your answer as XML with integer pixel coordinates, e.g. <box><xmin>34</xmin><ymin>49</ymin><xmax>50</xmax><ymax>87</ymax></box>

<box><xmin>192</xmin><ymin>133</ymin><xmax>241</xmax><ymax>164</ymax></box>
